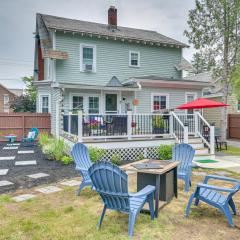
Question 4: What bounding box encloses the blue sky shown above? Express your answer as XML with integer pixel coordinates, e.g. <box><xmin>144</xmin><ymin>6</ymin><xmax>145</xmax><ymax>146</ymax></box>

<box><xmin>0</xmin><ymin>0</ymin><xmax>195</xmax><ymax>89</ymax></box>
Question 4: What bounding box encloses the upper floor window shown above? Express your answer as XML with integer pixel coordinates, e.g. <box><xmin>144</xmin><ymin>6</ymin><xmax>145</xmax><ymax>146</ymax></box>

<box><xmin>3</xmin><ymin>94</ymin><xmax>9</xmax><ymax>105</ymax></box>
<box><xmin>80</xmin><ymin>44</ymin><xmax>96</xmax><ymax>72</ymax></box>
<box><xmin>129</xmin><ymin>51</ymin><xmax>140</xmax><ymax>67</ymax></box>
<box><xmin>151</xmin><ymin>94</ymin><xmax>169</xmax><ymax>112</ymax></box>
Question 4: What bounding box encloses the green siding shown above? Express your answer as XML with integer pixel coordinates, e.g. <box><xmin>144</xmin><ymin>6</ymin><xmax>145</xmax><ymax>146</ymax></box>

<box><xmin>55</xmin><ymin>32</ymin><xmax>182</xmax><ymax>86</ymax></box>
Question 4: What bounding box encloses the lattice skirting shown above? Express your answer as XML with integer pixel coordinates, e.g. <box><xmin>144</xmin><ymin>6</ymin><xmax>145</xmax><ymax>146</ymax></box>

<box><xmin>100</xmin><ymin>146</ymin><xmax>159</xmax><ymax>162</ymax></box>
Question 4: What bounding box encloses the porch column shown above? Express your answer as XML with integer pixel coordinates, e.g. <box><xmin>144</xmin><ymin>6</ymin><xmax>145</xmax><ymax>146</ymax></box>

<box><xmin>183</xmin><ymin>123</ymin><xmax>189</xmax><ymax>144</ymax></box>
<box><xmin>119</xmin><ymin>90</ymin><xmax>122</xmax><ymax>114</ymax></box>
<box><xmin>210</xmin><ymin>124</ymin><xmax>215</xmax><ymax>155</ymax></box>
<box><xmin>127</xmin><ymin>111</ymin><xmax>132</xmax><ymax>140</ymax></box>
<box><xmin>194</xmin><ymin>111</ymin><xmax>199</xmax><ymax>137</ymax></box>
<box><xmin>78</xmin><ymin>110</ymin><xmax>83</xmax><ymax>142</ymax></box>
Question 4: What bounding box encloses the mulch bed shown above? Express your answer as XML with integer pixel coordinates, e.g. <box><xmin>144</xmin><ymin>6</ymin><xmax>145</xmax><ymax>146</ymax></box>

<box><xmin>0</xmin><ymin>142</ymin><xmax>79</xmax><ymax>194</ymax></box>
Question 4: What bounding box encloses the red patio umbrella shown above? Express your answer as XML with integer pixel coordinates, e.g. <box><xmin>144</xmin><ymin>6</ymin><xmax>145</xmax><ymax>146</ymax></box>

<box><xmin>176</xmin><ymin>98</ymin><xmax>229</xmax><ymax>110</ymax></box>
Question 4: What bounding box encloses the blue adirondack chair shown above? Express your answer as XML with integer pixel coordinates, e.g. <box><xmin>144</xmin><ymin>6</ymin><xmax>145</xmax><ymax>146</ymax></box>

<box><xmin>22</xmin><ymin>128</ymin><xmax>39</xmax><ymax>147</ymax></box>
<box><xmin>172</xmin><ymin>143</ymin><xmax>195</xmax><ymax>192</ymax></box>
<box><xmin>88</xmin><ymin>161</ymin><xmax>155</xmax><ymax>237</ymax></box>
<box><xmin>185</xmin><ymin>175</ymin><xmax>240</xmax><ymax>227</ymax></box>
<box><xmin>71</xmin><ymin>143</ymin><xmax>93</xmax><ymax>195</ymax></box>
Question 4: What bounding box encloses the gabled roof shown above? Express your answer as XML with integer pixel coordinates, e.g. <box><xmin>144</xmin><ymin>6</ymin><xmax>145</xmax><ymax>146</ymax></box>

<box><xmin>0</xmin><ymin>84</ymin><xmax>18</xmax><ymax>96</ymax></box>
<box><xmin>37</xmin><ymin>13</ymin><xmax>188</xmax><ymax>48</ymax></box>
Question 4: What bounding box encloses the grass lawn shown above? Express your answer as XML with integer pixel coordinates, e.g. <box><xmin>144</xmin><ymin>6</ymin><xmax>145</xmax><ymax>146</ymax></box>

<box><xmin>0</xmin><ymin>169</ymin><xmax>240</xmax><ymax>240</ymax></box>
<box><xmin>222</xmin><ymin>146</ymin><xmax>240</xmax><ymax>156</ymax></box>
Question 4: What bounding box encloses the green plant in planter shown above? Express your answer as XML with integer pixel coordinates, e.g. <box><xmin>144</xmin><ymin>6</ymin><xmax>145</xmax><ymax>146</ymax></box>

<box><xmin>157</xmin><ymin>144</ymin><xmax>174</xmax><ymax>160</ymax></box>
<box><xmin>152</xmin><ymin>116</ymin><xmax>165</xmax><ymax>128</ymax></box>
<box><xmin>111</xmin><ymin>154</ymin><xmax>121</xmax><ymax>165</ymax></box>
<box><xmin>88</xmin><ymin>147</ymin><xmax>106</xmax><ymax>163</ymax></box>
<box><xmin>61</xmin><ymin>156</ymin><xmax>73</xmax><ymax>165</ymax></box>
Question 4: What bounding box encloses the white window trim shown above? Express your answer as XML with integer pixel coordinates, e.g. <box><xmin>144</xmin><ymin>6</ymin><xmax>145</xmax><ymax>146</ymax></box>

<box><xmin>3</xmin><ymin>94</ymin><xmax>9</xmax><ymax>105</ymax></box>
<box><xmin>129</xmin><ymin>50</ymin><xmax>140</xmax><ymax>68</ymax></box>
<box><xmin>80</xmin><ymin>43</ymin><xmax>97</xmax><ymax>72</ymax></box>
<box><xmin>151</xmin><ymin>93</ymin><xmax>169</xmax><ymax>112</ymax></box>
<box><xmin>69</xmin><ymin>93</ymin><xmax>101</xmax><ymax>113</ymax></box>
<box><xmin>39</xmin><ymin>94</ymin><xmax>51</xmax><ymax>113</ymax></box>
<box><xmin>185</xmin><ymin>92</ymin><xmax>197</xmax><ymax>114</ymax></box>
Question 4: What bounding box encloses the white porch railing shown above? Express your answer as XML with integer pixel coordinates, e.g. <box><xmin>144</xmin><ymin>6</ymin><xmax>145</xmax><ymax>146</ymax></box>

<box><xmin>61</xmin><ymin>110</ymin><xmax>215</xmax><ymax>154</ymax></box>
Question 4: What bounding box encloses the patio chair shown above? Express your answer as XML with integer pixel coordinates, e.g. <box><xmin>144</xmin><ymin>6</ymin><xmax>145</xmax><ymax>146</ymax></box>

<box><xmin>71</xmin><ymin>143</ymin><xmax>93</xmax><ymax>195</ymax></box>
<box><xmin>21</xmin><ymin>128</ymin><xmax>39</xmax><ymax>147</ymax></box>
<box><xmin>88</xmin><ymin>161</ymin><xmax>155</xmax><ymax>237</ymax></box>
<box><xmin>185</xmin><ymin>175</ymin><xmax>240</xmax><ymax>227</ymax></box>
<box><xmin>172</xmin><ymin>143</ymin><xmax>195</xmax><ymax>192</ymax></box>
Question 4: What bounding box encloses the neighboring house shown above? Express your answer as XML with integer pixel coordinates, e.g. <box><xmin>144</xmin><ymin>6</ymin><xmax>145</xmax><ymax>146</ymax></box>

<box><xmin>185</xmin><ymin>72</ymin><xmax>239</xmax><ymax>129</ymax></box>
<box><xmin>34</xmin><ymin>6</ymin><xmax>211</xmax><ymax>135</ymax></box>
<box><xmin>0</xmin><ymin>84</ymin><xmax>18</xmax><ymax>112</ymax></box>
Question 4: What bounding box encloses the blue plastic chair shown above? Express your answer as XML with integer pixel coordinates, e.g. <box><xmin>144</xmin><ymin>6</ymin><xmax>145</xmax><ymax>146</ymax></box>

<box><xmin>172</xmin><ymin>143</ymin><xmax>195</xmax><ymax>192</ymax></box>
<box><xmin>71</xmin><ymin>143</ymin><xmax>93</xmax><ymax>195</ymax></box>
<box><xmin>185</xmin><ymin>175</ymin><xmax>240</xmax><ymax>227</ymax></box>
<box><xmin>22</xmin><ymin>128</ymin><xmax>39</xmax><ymax>147</ymax></box>
<box><xmin>88</xmin><ymin>161</ymin><xmax>155</xmax><ymax>237</ymax></box>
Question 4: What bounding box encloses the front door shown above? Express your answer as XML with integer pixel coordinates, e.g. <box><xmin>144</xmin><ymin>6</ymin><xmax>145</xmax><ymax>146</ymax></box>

<box><xmin>105</xmin><ymin>93</ymin><xmax>118</xmax><ymax>114</ymax></box>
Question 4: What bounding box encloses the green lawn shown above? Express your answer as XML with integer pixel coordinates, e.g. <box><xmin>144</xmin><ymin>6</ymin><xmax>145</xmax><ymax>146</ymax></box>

<box><xmin>222</xmin><ymin>146</ymin><xmax>240</xmax><ymax>156</ymax></box>
<box><xmin>0</xmin><ymin>170</ymin><xmax>240</xmax><ymax>240</ymax></box>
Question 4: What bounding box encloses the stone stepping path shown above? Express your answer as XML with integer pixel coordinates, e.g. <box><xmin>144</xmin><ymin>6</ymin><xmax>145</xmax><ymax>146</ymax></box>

<box><xmin>18</xmin><ymin>150</ymin><xmax>34</xmax><ymax>154</ymax></box>
<box><xmin>36</xmin><ymin>186</ymin><xmax>62</xmax><ymax>194</ymax></box>
<box><xmin>3</xmin><ymin>146</ymin><xmax>18</xmax><ymax>150</ymax></box>
<box><xmin>15</xmin><ymin>161</ymin><xmax>37</xmax><ymax>166</ymax></box>
<box><xmin>7</xmin><ymin>143</ymin><xmax>20</xmax><ymax>146</ymax></box>
<box><xmin>27</xmin><ymin>173</ymin><xmax>49</xmax><ymax>179</ymax></box>
<box><xmin>60</xmin><ymin>180</ymin><xmax>81</xmax><ymax>186</ymax></box>
<box><xmin>0</xmin><ymin>180</ymin><xmax>14</xmax><ymax>187</ymax></box>
<box><xmin>12</xmin><ymin>194</ymin><xmax>35</xmax><ymax>202</ymax></box>
<box><xmin>0</xmin><ymin>156</ymin><xmax>15</xmax><ymax>161</ymax></box>
<box><xmin>0</xmin><ymin>169</ymin><xmax>9</xmax><ymax>176</ymax></box>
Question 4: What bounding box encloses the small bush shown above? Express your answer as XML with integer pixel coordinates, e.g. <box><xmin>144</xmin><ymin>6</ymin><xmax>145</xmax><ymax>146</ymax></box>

<box><xmin>111</xmin><ymin>153</ymin><xmax>121</xmax><ymax>165</ymax></box>
<box><xmin>38</xmin><ymin>132</ymin><xmax>51</xmax><ymax>147</ymax></box>
<box><xmin>61</xmin><ymin>156</ymin><xmax>73</xmax><ymax>165</ymax></box>
<box><xmin>88</xmin><ymin>147</ymin><xmax>106</xmax><ymax>163</ymax></box>
<box><xmin>157</xmin><ymin>144</ymin><xmax>173</xmax><ymax>160</ymax></box>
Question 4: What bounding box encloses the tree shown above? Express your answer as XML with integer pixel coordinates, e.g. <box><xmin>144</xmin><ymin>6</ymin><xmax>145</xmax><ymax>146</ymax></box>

<box><xmin>184</xmin><ymin>0</ymin><xmax>240</xmax><ymax>140</ymax></box>
<box><xmin>10</xmin><ymin>76</ymin><xmax>36</xmax><ymax>112</ymax></box>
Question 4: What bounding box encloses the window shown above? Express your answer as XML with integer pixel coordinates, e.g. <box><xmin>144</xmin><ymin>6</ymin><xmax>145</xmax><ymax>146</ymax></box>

<box><xmin>185</xmin><ymin>93</ymin><xmax>197</xmax><ymax>115</ymax></box>
<box><xmin>41</xmin><ymin>95</ymin><xmax>49</xmax><ymax>113</ymax></box>
<box><xmin>88</xmin><ymin>96</ymin><xmax>99</xmax><ymax>114</ymax></box>
<box><xmin>3</xmin><ymin>94</ymin><xmax>9</xmax><ymax>105</ymax></box>
<box><xmin>72</xmin><ymin>96</ymin><xmax>84</xmax><ymax>111</ymax></box>
<box><xmin>105</xmin><ymin>94</ymin><xmax>118</xmax><ymax>113</ymax></box>
<box><xmin>80</xmin><ymin>44</ymin><xmax>96</xmax><ymax>72</ymax></box>
<box><xmin>152</xmin><ymin>94</ymin><xmax>168</xmax><ymax>112</ymax></box>
<box><xmin>129</xmin><ymin>51</ymin><xmax>140</xmax><ymax>67</ymax></box>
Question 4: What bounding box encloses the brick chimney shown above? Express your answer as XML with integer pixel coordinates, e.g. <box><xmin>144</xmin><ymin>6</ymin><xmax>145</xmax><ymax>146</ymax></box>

<box><xmin>108</xmin><ymin>6</ymin><xmax>117</xmax><ymax>29</ymax></box>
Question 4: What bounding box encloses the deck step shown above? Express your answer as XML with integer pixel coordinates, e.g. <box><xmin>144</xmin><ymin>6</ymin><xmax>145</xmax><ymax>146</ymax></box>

<box><xmin>189</xmin><ymin>143</ymin><xmax>205</xmax><ymax>149</ymax></box>
<box><xmin>188</xmin><ymin>138</ymin><xmax>203</xmax><ymax>144</ymax></box>
<box><xmin>195</xmin><ymin>148</ymin><xmax>209</xmax><ymax>155</ymax></box>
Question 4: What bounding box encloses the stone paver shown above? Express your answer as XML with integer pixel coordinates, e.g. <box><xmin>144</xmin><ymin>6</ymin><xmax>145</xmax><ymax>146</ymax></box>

<box><xmin>18</xmin><ymin>150</ymin><xmax>34</xmax><ymax>154</ymax></box>
<box><xmin>36</xmin><ymin>186</ymin><xmax>62</xmax><ymax>194</ymax></box>
<box><xmin>0</xmin><ymin>169</ymin><xmax>9</xmax><ymax>176</ymax></box>
<box><xmin>60</xmin><ymin>180</ymin><xmax>81</xmax><ymax>186</ymax></box>
<box><xmin>3</xmin><ymin>146</ymin><xmax>18</xmax><ymax>150</ymax></box>
<box><xmin>15</xmin><ymin>161</ymin><xmax>37</xmax><ymax>166</ymax></box>
<box><xmin>7</xmin><ymin>143</ymin><xmax>20</xmax><ymax>146</ymax></box>
<box><xmin>27</xmin><ymin>173</ymin><xmax>49</xmax><ymax>179</ymax></box>
<box><xmin>12</xmin><ymin>194</ymin><xmax>35</xmax><ymax>202</ymax></box>
<box><xmin>0</xmin><ymin>156</ymin><xmax>15</xmax><ymax>161</ymax></box>
<box><xmin>0</xmin><ymin>180</ymin><xmax>14</xmax><ymax>187</ymax></box>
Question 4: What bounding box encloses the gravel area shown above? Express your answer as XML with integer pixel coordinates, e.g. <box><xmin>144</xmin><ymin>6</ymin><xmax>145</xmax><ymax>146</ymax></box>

<box><xmin>0</xmin><ymin>142</ymin><xmax>78</xmax><ymax>194</ymax></box>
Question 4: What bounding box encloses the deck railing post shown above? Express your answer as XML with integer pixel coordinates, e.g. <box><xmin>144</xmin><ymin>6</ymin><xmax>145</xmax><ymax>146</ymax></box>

<box><xmin>194</xmin><ymin>111</ymin><xmax>199</xmax><ymax>137</ymax></box>
<box><xmin>183</xmin><ymin>123</ymin><xmax>189</xmax><ymax>144</ymax></box>
<box><xmin>127</xmin><ymin>111</ymin><xmax>132</xmax><ymax>140</ymax></box>
<box><xmin>56</xmin><ymin>101</ymin><xmax>60</xmax><ymax>138</ymax></box>
<box><xmin>68</xmin><ymin>111</ymin><xmax>72</xmax><ymax>136</ymax></box>
<box><xmin>78</xmin><ymin>110</ymin><xmax>83</xmax><ymax>142</ymax></box>
<box><xmin>169</xmin><ymin>111</ymin><xmax>174</xmax><ymax>136</ymax></box>
<box><xmin>210</xmin><ymin>124</ymin><xmax>215</xmax><ymax>155</ymax></box>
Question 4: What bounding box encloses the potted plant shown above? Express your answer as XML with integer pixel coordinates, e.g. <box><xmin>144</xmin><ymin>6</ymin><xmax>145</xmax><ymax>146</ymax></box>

<box><xmin>152</xmin><ymin>116</ymin><xmax>165</xmax><ymax>134</ymax></box>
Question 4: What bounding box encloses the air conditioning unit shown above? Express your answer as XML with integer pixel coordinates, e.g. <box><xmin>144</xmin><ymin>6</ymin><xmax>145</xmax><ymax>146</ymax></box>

<box><xmin>84</xmin><ymin>64</ymin><xmax>93</xmax><ymax>71</ymax></box>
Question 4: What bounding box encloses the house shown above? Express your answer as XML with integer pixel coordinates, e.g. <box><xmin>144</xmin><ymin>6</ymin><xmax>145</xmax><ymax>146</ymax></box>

<box><xmin>186</xmin><ymin>72</ymin><xmax>240</xmax><ymax>130</ymax></box>
<box><xmin>33</xmin><ymin>6</ymin><xmax>217</xmax><ymax>161</ymax></box>
<box><xmin>0</xmin><ymin>84</ymin><xmax>20</xmax><ymax>112</ymax></box>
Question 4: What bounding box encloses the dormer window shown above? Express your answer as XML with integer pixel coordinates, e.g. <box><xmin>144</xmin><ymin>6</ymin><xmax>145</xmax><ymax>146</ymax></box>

<box><xmin>80</xmin><ymin>44</ymin><xmax>96</xmax><ymax>72</ymax></box>
<box><xmin>129</xmin><ymin>51</ymin><xmax>140</xmax><ymax>67</ymax></box>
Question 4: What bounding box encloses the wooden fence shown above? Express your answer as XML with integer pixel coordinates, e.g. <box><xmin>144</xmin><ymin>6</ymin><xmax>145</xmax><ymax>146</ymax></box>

<box><xmin>228</xmin><ymin>114</ymin><xmax>240</xmax><ymax>139</ymax></box>
<box><xmin>0</xmin><ymin>113</ymin><xmax>51</xmax><ymax>141</ymax></box>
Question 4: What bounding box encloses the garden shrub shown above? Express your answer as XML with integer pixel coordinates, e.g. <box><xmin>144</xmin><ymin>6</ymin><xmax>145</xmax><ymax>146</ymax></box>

<box><xmin>61</xmin><ymin>156</ymin><xmax>73</xmax><ymax>165</ymax></box>
<box><xmin>157</xmin><ymin>144</ymin><xmax>174</xmax><ymax>160</ymax></box>
<box><xmin>111</xmin><ymin>153</ymin><xmax>121</xmax><ymax>165</ymax></box>
<box><xmin>88</xmin><ymin>147</ymin><xmax>106</xmax><ymax>163</ymax></box>
<box><xmin>38</xmin><ymin>132</ymin><xmax>51</xmax><ymax>147</ymax></box>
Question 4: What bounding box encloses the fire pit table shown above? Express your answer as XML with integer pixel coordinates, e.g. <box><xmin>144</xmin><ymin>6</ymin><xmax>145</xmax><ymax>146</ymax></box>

<box><xmin>131</xmin><ymin>159</ymin><xmax>179</xmax><ymax>217</ymax></box>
